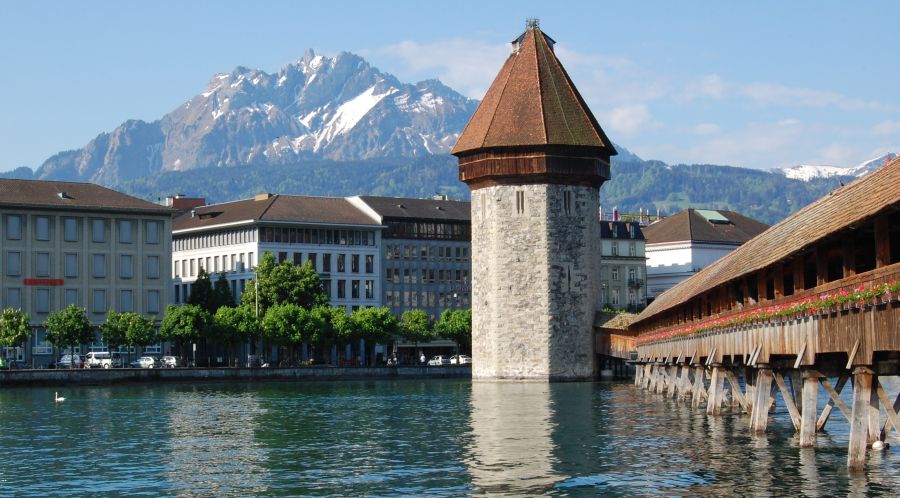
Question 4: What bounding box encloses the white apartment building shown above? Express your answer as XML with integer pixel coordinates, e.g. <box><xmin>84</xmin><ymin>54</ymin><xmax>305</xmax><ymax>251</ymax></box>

<box><xmin>172</xmin><ymin>194</ymin><xmax>382</xmax><ymax>312</ymax></box>
<box><xmin>644</xmin><ymin>209</ymin><xmax>769</xmax><ymax>301</ymax></box>
<box><xmin>0</xmin><ymin>179</ymin><xmax>172</xmax><ymax>367</ymax></box>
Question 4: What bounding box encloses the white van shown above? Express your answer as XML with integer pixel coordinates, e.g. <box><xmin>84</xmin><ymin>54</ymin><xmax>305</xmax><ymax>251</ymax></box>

<box><xmin>86</xmin><ymin>351</ymin><xmax>122</xmax><ymax>369</ymax></box>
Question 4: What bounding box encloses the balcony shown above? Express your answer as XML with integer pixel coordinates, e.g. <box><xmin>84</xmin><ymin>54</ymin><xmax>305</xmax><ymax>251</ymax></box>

<box><xmin>628</xmin><ymin>278</ymin><xmax>644</xmax><ymax>288</ymax></box>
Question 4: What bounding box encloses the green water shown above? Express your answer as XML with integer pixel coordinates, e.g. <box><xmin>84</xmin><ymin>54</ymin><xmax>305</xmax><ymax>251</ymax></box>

<box><xmin>0</xmin><ymin>380</ymin><xmax>897</xmax><ymax>496</ymax></box>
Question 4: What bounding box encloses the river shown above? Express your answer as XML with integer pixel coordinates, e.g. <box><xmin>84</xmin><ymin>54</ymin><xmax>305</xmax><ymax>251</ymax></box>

<box><xmin>0</xmin><ymin>380</ymin><xmax>897</xmax><ymax>496</ymax></box>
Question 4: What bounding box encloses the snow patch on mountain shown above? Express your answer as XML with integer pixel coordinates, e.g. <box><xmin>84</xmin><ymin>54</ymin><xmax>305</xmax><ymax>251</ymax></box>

<box><xmin>777</xmin><ymin>153</ymin><xmax>897</xmax><ymax>181</ymax></box>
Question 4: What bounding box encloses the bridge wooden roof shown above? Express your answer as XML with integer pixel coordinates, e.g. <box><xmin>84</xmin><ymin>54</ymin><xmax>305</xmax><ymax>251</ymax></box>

<box><xmin>633</xmin><ymin>155</ymin><xmax>900</xmax><ymax>327</ymax></box>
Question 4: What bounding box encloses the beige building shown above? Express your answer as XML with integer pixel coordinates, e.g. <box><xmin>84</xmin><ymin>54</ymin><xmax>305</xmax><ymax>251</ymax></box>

<box><xmin>599</xmin><ymin>221</ymin><xmax>647</xmax><ymax>311</ymax></box>
<box><xmin>0</xmin><ymin>179</ymin><xmax>172</xmax><ymax>367</ymax></box>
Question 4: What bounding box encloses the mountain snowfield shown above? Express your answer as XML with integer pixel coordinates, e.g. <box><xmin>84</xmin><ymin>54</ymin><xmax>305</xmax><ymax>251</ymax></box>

<box><xmin>34</xmin><ymin>50</ymin><xmax>476</xmax><ymax>184</ymax></box>
<box><xmin>777</xmin><ymin>153</ymin><xmax>897</xmax><ymax>181</ymax></box>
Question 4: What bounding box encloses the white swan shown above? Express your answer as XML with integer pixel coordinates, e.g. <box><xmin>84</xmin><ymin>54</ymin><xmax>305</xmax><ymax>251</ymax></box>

<box><xmin>54</xmin><ymin>392</ymin><xmax>65</xmax><ymax>402</ymax></box>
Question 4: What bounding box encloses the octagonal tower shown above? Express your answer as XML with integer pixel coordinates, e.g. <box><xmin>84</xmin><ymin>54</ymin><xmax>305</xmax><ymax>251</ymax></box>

<box><xmin>452</xmin><ymin>22</ymin><xmax>616</xmax><ymax>381</ymax></box>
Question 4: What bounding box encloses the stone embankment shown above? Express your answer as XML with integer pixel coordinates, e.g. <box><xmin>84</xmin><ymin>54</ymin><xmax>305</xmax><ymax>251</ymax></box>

<box><xmin>0</xmin><ymin>365</ymin><xmax>471</xmax><ymax>387</ymax></box>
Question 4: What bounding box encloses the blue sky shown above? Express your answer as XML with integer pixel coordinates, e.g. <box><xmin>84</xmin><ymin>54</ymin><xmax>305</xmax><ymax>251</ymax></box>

<box><xmin>2</xmin><ymin>1</ymin><xmax>898</xmax><ymax>172</ymax></box>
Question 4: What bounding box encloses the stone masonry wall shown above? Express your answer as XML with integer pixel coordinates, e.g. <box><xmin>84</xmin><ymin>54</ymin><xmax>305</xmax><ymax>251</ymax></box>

<box><xmin>471</xmin><ymin>184</ymin><xmax>598</xmax><ymax>380</ymax></box>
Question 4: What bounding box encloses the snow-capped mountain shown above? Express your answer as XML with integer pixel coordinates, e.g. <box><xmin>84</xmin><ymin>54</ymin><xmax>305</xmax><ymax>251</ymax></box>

<box><xmin>777</xmin><ymin>153</ymin><xmax>897</xmax><ymax>181</ymax></box>
<box><xmin>35</xmin><ymin>50</ymin><xmax>478</xmax><ymax>184</ymax></box>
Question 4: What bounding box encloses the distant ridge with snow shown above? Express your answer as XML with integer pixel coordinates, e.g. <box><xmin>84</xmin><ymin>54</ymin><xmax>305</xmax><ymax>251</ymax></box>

<box><xmin>777</xmin><ymin>153</ymin><xmax>897</xmax><ymax>181</ymax></box>
<box><xmin>29</xmin><ymin>49</ymin><xmax>478</xmax><ymax>184</ymax></box>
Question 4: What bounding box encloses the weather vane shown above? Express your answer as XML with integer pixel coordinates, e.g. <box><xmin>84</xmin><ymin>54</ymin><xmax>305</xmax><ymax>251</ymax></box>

<box><xmin>526</xmin><ymin>18</ymin><xmax>540</xmax><ymax>30</ymax></box>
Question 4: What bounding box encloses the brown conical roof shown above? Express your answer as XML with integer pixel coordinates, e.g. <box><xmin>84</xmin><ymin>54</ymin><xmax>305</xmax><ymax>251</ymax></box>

<box><xmin>452</xmin><ymin>25</ymin><xmax>617</xmax><ymax>156</ymax></box>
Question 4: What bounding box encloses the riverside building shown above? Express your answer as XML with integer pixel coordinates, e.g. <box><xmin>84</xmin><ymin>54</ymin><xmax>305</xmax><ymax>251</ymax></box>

<box><xmin>599</xmin><ymin>221</ymin><xmax>647</xmax><ymax>312</ymax></box>
<box><xmin>0</xmin><ymin>179</ymin><xmax>172</xmax><ymax>367</ymax></box>
<box><xmin>644</xmin><ymin>209</ymin><xmax>768</xmax><ymax>302</ymax></box>
<box><xmin>350</xmin><ymin>196</ymin><xmax>471</xmax><ymax>319</ymax></box>
<box><xmin>171</xmin><ymin>194</ymin><xmax>382</xmax><ymax>312</ymax></box>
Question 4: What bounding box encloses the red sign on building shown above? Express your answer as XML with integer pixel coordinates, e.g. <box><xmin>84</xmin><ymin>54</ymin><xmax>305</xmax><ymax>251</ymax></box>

<box><xmin>23</xmin><ymin>278</ymin><xmax>65</xmax><ymax>286</ymax></box>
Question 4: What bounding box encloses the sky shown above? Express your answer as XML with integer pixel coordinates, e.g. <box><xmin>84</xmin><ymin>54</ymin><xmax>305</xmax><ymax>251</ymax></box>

<box><xmin>2</xmin><ymin>0</ymin><xmax>899</xmax><ymax>172</ymax></box>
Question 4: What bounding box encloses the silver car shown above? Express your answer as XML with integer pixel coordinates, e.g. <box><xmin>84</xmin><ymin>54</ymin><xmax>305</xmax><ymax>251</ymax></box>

<box><xmin>129</xmin><ymin>356</ymin><xmax>158</xmax><ymax>368</ymax></box>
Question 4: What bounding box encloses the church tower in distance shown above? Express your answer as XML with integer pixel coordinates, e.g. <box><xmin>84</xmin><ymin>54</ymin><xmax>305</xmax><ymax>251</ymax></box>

<box><xmin>452</xmin><ymin>21</ymin><xmax>616</xmax><ymax>381</ymax></box>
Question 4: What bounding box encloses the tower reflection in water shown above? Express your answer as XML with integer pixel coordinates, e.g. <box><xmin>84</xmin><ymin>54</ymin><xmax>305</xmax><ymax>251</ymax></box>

<box><xmin>464</xmin><ymin>382</ymin><xmax>595</xmax><ymax>496</ymax></box>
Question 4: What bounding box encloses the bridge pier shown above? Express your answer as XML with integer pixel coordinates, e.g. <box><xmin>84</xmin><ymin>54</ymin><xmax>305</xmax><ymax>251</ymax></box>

<box><xmin>799</xmin><ymin>370</ymin><xmax>821</xmax><ymax>448</ymax></box>
<box><xmin>848</xmin><ymin>366</ymin><xmax>874</xmax><ymax>470</ymax></box>
<box><xmin>707</xmin><ymin>364</ymin><xmax>725</xmax><ymax>416</ymax></box>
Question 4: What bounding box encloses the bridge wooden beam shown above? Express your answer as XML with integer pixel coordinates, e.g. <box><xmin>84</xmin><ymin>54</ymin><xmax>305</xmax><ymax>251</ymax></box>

<box><xmin>757</xmin><ymin>269</ymin><xmax>768</xmax><ymax>302</ymax></box>
<box><xmin>848</xmin><ymin>366</ymin><xmax>875</xmax><ymax>470</ymax></box>
<box><xmin>842</xmin><ymin>237</ymin><xmax>857</xmax><ymax>278</ymax></box>
<box><xmin>800</xmin><ymin>370</ymin><xmax>823</xmax><ymax>447</ymax></box>
<box><xmin>793</xmin><ymin>256</ymin><xmax>806</xmax><ymax>292</ymax></box>
<box><xmin>815</xmin><ymin>247</ymin><xmax>828</xmax><ymax>286</ymax></box>
<box><xmin>875</xmin><ymin>215</ymin><xmax>890</xmax><ymax>268</ymax></box>
<box><xmin>773</xmin><ymin>264</ymin><xmax>784</xmax><ymax>299</ymax></box>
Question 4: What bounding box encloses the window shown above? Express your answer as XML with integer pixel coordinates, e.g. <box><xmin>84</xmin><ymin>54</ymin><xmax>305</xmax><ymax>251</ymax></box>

<box><xmin>5</xmin><ymin>288</ymin><xmax>21</xmax><ymax>308</ymax></box>
<box><xmin>65</xmin><ymin>289</ymin><xmax>78</xmax><ymax>307</ymax></box>
<box><xmin>92</xmin><ymin>254</ymin><xmax>106</xmax><ymax>278</ymax></box>
<box><xmin>248</xmin><ymin>252</ymin><xmax>254</xmax><ymax>268</ymax></box>
<box><xmin>64</xmin><ymin>218</ymin><xmax>78</xmax><ymax>242</ymax></box>
<box><xmin>611</xmin><ymin>243</ymin><xmax>618</xmax><ymax>256</ymax></box>
<box><xmin>365</xmin><ymin>280</ymin><xmax>374</xmax><ymax>299</ymax></box>
<box><xmin>611</xmin><ymin>288</ymin><xmax>620</xmax><ymax>306</ymax></box>
<box><xmin>611</xmin><ymin>267</ymin><xmax>619</xmax><ymax>281</ymax></box>
<box><xmin>6</xmin><ymin>215</ymin><xmax>22</xmax><ymax>240</ymax></box>
<box><xmin>351</xmin><ymin>254</ymin><xmax>359</xmax><ymax>273</ymax></box>
<box><xmin>337</xmin><ymin>280</ymin><xmax>346</xmax><ymax>299</ymax></box>
<box><xmin>323</xmin><ymin>253</ymin><xmax>331</xmax><ymax>273</ymax></box>
<box><xmin>174</xmin><ymin>285</ymin><xmax>181</xmax><ymax>304</ymax></box>
<box><xmin>629</xmin><ymin>242</ymin><xmax>637</xmax><ymax>257</ymax></box>
<box><xmin>515</xmin><ymin>190</ymin><xmax>525</xmax><ymax>215</ymax></box>
<box><xmin>120</xmin><ymin>255</ymin><xmax>133</xmax><ymax>279</ymax></box>
<box><xmin>93</xmin><ymin>289</ymin><xmax>106</xmax><ymax>313</ymax></box>
<box><xmin>6</xmin><ymin>252</ymin><xmax>21</xmax><ymax>276</ymax></box>
<box><xmin>563</xmin><ymin>190</ymin><xmax>572</xmax><ymax>216</ymax></box>
<box><xmin>147</xmin><ymin>256</ymin><xmax>160</xmax><ymax>279</ymax></box>
<box><xmin>190</xmin><ymin>259</ymin><xmax>195</xmax><ymax>277</ymax></box>
<box><xmin>308</xmin><ymin>253</ymin><xmax>317</xmax><ymax>271</ymax></box>
<box><xmin>35</xmin><ymin>216</ymin><xmax>50</xmax><ymax>241</ymax></box>
<box><xmin>32</xmin><ymin>253</ymin><xmax>50</xmax><ymax>277</ymax></box>
<box><xmin>337</xmin><ymin>254</ymin><xmax>346</xmax><ymax>272</ymax></box>
<box><xmin>365</xmin><ymin>255</ymin><xmax>374</xmax><ymax>273</ymax></box>
<box><xmin>119</xmin><ymin>220</ymin><xmax>133</xmax><ymax>244</ymax></box>
<box><xmin>628</xmin><ymin>268</ymin><xmax>636</xmax><ymax>281</ymax></box>
<box><xmin>91</xmin><ymin>219</ymin><xmax>106</xmax><ymax>243</ymax></box>
<box><xmin>119</xmin><ymin>290</ymin><xmax>133</xmax><ymax>312</ymax></box>
<box><xmin>148</xmin><ymin>290</ymin><xmax>160</xmax><ymax>314</ymax></box>
<box><xmin>351</xmin><ymin>280</ymin><xmax>360</xmax><ymax>299</ymax></box>
<box><xmin>280</xmin><ymin>252</ymin><xmax>288</xmax><ymax>263</ymax></box>
<box><xmin>146</xmin><ymin>221</ymin><xmax>160</xmax><ymax>244</ymax></box>
<box><xmin>322</xmin><ymin>279</ymin><xmax>331</xmax><ymax>299</ymax></box>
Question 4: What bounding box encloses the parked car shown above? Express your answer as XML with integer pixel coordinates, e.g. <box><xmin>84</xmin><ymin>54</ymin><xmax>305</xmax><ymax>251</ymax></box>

<box><xmin>161</xmin><ymin>356</ymin><xmax>181</xmax><ymax>368</ymax></box>
<box><xmin>130</xmin><ymin>356</ymin><xmax>158</xmax><ymax>368</ymax></box>
<box><xmin>86</xmin><ymin>351</ymin><xmax>123</xmax><ymax>369</ymax></box>
<box><xmin>428</xmin><ymin>355</ymin><xmax>451</xmax><ymax>366</ymax></box>
<box><xmin>54</xmin><ymin>354</ymin><xmax>83</xmax><ymax>369</ymax></box>
<box><xmin>450</xmin><ymin>354</ymin><xmax>472</xmax><ymax>365</ymax></box>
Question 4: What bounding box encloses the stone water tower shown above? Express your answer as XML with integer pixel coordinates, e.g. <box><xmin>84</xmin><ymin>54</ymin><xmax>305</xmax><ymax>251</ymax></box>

<box><xmin>451</xmin><ymin>21</ymin><xmax>616</xmax><ymax>381</ymax></box>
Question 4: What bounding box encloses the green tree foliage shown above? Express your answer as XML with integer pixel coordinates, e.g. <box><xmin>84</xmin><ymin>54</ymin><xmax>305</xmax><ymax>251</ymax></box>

<box><xmin>213</xmin><ymin>272</ymin><xmax>236</xmax><ymax>310</ymax></box>
<box><xmin>159</xmin><ymin>304</ymin><xmax>211</xmax><ymax>346</ymax></box>
<box><xmin>100</xmin><ymin>309</ymin><xmax>127</xmax><ymax>351</ymax></box>
<box><xmin>45</xmin><ymin>305</ymin><xmax>95</xmax><ymax>351</ymax></box>
<box><xmin>241</xmin><ymin>252</ymin><xmax>327</xmax><ymax>313</ymax></box>
<box><xmin>123</xmin><ymin>313</ymin><xmax>158</xmax><ymax>349</ymax></box>
<box><xmin>308</xmin><ymin>305</ymin><xmax>346</xmax><ymax>353</ymax></box>
<box><xmin>188</xmin><ymin>268</ymin><xmax>215</xmax><ymax>311</ymax></box>
<box><xmin>213</xmin><ymin>305</ymin><xmax>260</xmax><ymax>348</ymax></box>
<box><xmin>398</xmin><ymin>309</ymin><xmax>433</xmax><ymax>346</ymax></box>
<box><xmin>0</xmin><ymin>308</ymin><xmax>31</xmax><ymax>348</ymax></box>
<box><xmin>435</xmin><ymin>309</ymin><xmax>472</xmax><ymax>351</ymax></box>
<box><xmin>349</xmin><ymin>306</ymin><xmax>398</xmax><ymax>345</ymax></box>
<box><xmin>262</xmin><ymin>303</ymin><xmax>325</xmax><ymax>364</ymax></box>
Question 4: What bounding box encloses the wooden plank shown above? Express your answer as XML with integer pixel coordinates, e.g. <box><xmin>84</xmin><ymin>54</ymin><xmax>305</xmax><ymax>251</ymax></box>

<box><xmin>845</xmin><ymin>339</ymin><xmax>860</xmax><ymax>370</ymax></box>
<box><xmin>877</xmin><ymin>386</ymin><xmax>900</xmax><ymax>440</ymax></box>
<box><xmin>707</xmin><ymin>366</ymin><xmax>724</xmax><ymax>416</ymax></box>
<box><xmin>874</xmin><ymin>215</ymin><xmax>890</xmax><ymax>268</ymax></box>
<box><xmin>842</xmin><ymin>237</ymin><xmax>857</xmax><ymax>278</ymax></box>
<box><xmin>775</xmin><ymin>372</ymin><xmax>802</xmax><ymax>431</ymax></box>
<box><xmin>848</xmin><ymin>368</ymin><xmax>874</xmax><ymax>470</ymax></box>
<box><xmin>819</xmin><ymin>376</ymin><xmax>852</xmax><ymax>427</ymax></box>
<box><xmin>793</xmin><ymin>342</ymin><xmax>807</xmax><ymax>370</ymax></box>
<box><xmin>800</xmin><ymin>371</ymin><xmax>820</xmax><ymax>447</ymax></box>
<box><xmin>724</xmin><ymin>369</ymin><xmax>749</xmax><ymax>413</ymax></box>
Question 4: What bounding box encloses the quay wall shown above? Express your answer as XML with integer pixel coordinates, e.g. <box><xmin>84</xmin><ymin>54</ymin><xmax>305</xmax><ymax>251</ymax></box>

<box><xmin>0</xmin><ymin>366</ymin><xmax>471</xmax><ymax>387</ymax></box>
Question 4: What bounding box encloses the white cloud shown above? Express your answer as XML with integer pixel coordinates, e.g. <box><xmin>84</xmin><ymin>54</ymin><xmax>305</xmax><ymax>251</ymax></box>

<box><xmin>364</xmin><ymin>39</ymin><xmax>509</xmax><ymax>99</ymax></box>
<box><xmin>689</xmin><ymin>123</ymin><xmax>721</xmax><ymax>135</ymax></box>
<box><xmin>603</xmin><ymin>104</ymin><xmax>652</xmax><ymax>135</ymax></box>
<box><xmin>873</xmin><ymin>120</ymin><xmax>900</xmax><ymax>135</ymax></box>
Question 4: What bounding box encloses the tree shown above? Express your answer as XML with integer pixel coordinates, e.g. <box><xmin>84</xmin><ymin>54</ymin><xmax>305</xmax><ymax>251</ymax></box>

<box><xmin>188</xmin><ymin>268</ymin><xmax>215</xmax><ymax>311</ymax></box>
<box><xmin>45</xmin><ymin>305</ymin><xmax>95</xmax><ymax>355</ymax></box>
<box><xmin>308</xmin><ymin>306</ymin><xmax>346</xmax><ymax>360</ymax></box>
<box><xmin>212</xmin><ymin>272</ymin><xmax>235</xmax><ymax>310</ymax></box>
<box><xmin>0</xmin><ymin>308</ymin><xmax>31</xmax><ymax>349</ymax></box>
<box><xmin>100</xmin><ymin>309</ymin><xmax>128</xmax><ymax>352</ymax></box>
<box><xmin>435</xmin><ymin>309</ymin><xmax>472</xmax><ymax>352</ymax></box>
<box><xmin>159</xmin><ymin>305</ymin><xmax>212</xmax><ymax>359</ymax></box>
<box><xmin>213</xmin><ymin>305</ymin><xmax>259</xmax><ymax>365</ymax></box>
<box><xmin>241</xmin><ymin>252</ymin><xmax>327</xmax><ymax>314</ymax></box>
<box><xmin>123</xmin><ymin>313</ymin><xmax>157</xmax><ymax>350</ymax></box>
<box><xmin>349</xmin><ymin>306</ymin><xmax>398</xmax><ymax>345</ymax></box>
<box><xmin>262</xmin><ymin>303</ymin><xmax>324</xmax><ymax>365</ymax></box>
<box><xmin>398</xmin><ymin>309</ymin><xmax>433</xmax><ymax>348</ymax></box>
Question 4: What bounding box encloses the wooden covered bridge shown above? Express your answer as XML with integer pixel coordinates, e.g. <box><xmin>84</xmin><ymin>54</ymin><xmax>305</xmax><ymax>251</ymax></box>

<box><xmin>628</xmin><ymin>156</ymin><xmax>900</xmax><ymax>469</ymax></box>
